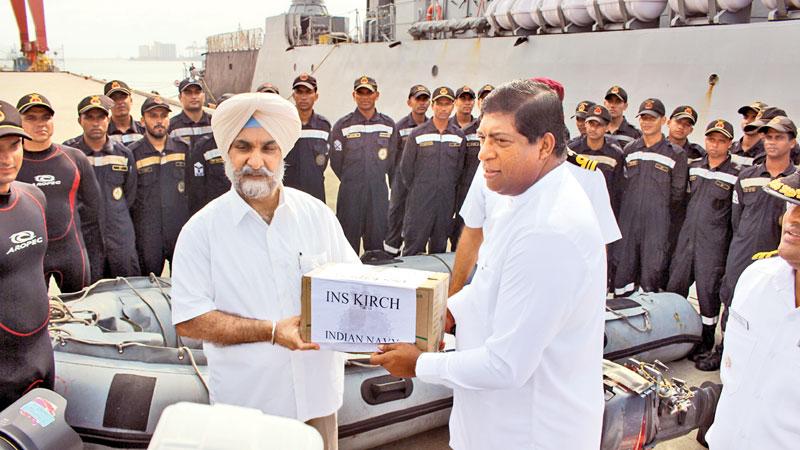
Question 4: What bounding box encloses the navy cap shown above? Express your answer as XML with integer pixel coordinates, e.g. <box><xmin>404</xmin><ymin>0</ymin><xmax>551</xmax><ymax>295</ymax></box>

<box><xmin>408</xmin><ymin>84</ymin><xmax>431</xmax><ymax>99</ymax></box>
<box><xmin>705</xmin><ymin>119</ymin><xmax>734</xmax><ymax>140</ymax></box>
<box><xmin>353</xmin><ymin>75</ymin><xmax>377</xmax><ymax>92</ymax></box>
<box><xmin>585</xmin><ymin>105</ymin><xmax>612</xmax><ymax>124</ymax></box>
<box><xmin>256</xmin><ymin>82</ymin><xmax>280</xmax><ymax>94</ymax></box>
<box><xmin>764</xmin><ymin>172</ymin><xmax>800</xmax><ymax>206</ymax></box>
<box><xmin>455</xmin><ymin>86</ymin><xmax>476</xmax><ymax>99</ymax></box>
<box><xmin>141</xmin><ymin>95</ymin><xmax>172</xmax><ymax>115</ymax></box>
<box><xmin>178</xmin><ymin>78</ymin><xmax>203</xmax><ymax>93</ymax></box>
<box><xmin>636</xmin><ymin>98</ymin><xmax>666</xmax><ymax>118</ymax></box>
<box><xmin>605</xmin><ymin>85</ymin><xmax>628</xmax><ymax>103</ymax></box>
<box><xmin>292</xmin><ymin>73</ymin><xmax>317</xmax><ymax>91</ymax></box>
<box><xmin>670</xmin><ymin>105</ymin><xmax>698</xmax><ymax>125</ymax></box>
<box><xmin>77</xmin><ymin>95</ymin><xmax>111</xmax><ymax>115</ymax></box>
<box><xmin>431</xmin><ymin>86</ymin><xmax>455</xmax><ymax>102</ymax></box>
<box><xmin>0</xmin><ymin>100</ymin><xmax>32</xmax><ymax>139</ymax></box>
<box><xmin>477</xmin><ymin>84</ymin><xmax>495</xmax><ymax>98</ymax></box>
<box><xmin>571</xmin><ymin>100</ymin><xmax>596</xmax><ymax>119</ymax></box>
<box><xmin>104</xmin><ymin>80</ymin><xmax>132</xmax><ymax>96</ymax></box>
<box><xmin>17</xmin><ymin>93</ymin><xmax>54</xmax><ymax>115</ymax></box>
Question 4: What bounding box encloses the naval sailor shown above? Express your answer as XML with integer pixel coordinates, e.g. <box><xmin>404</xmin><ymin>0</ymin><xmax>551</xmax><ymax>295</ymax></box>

<box><xmin>603</xmin><ymin>85</ymin><xmax>641</xmax><ymax>148</ymax></box>
<box><xmin>384</xmin><ymin>84</ymin><xmax>430</xmax><ymax>255</ymax></box>
<box><xmin>666</xmin><ymin>119</ymin><xmax>739</xmax><ymax>363</ymax></box>
<box><xmin>16</xmin><ymin>93</ymin><xmax>104</xmax><ymax>291</ymax></box>
<box><xmin>283</xmin><ymin>73</ymin><xmax>331</xmax><ymax>202</ymax></box>
<box><xmin>103</xmin><ymin>80</ymin><xmax>145</xmax><ymax>146</ymax></box>
<box><xmin>613</xmin><ymin>98</ymin><xmax>688</xmax><ymax>297</ymax></box>
<box><xmin>395</xmin><ymin>86</ymin><xmax>467</xmax><ymax>256</ymax></box>
<box><xmin>329</xmin><ymin>75</ymin><xmax>399</xmax><ymax>254</ymax></box>
<box><xmin>0</xmin><ymin>100</ymin><xmax>54</xmax><ymax>410</ymax></box>
<box><xmin>168</xmin><ymin>78</ymin><xmax>212</xmax><ymax>153</ymax></box>
<box><xmin>705</xmin><ymin>170</ymin><xmax>800</xmax><ymax>449</ymax></box>
<box><xmin>63</xmin><ymin>95</ymin><xmax>140</xmax><ymax>278</ymax></box>
<box><xmin>703</xmin><ymin>116</ymin><xmax>799</xmax><ymax>371</ymax></box>
<box><xmin>129</xmin><ymin>96</ymin><xmax>190</xmax><ymax>276</ymax></box>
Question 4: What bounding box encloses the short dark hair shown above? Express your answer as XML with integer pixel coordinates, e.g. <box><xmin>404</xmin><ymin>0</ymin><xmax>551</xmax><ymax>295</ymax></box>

<box><xmin>481</xmin><ymin>79</ymin><xmax>566</xmax><ymax>156</ymax></box>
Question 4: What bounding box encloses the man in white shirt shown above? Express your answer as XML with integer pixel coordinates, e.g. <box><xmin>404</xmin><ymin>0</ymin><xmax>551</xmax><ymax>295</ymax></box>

<box><xmin>171</xmin><ymin>93</ymin><xmax>359</xmax><ymax>450</ymax></box>
<box><xmin>705</xmin><ymin>171</ymin><xmax>800</xmax><ymax>449</ymax></box>
<box><xmin>371</xmin><ymin>80</ymin><xmax>607</xmax><ymax>449</ymax></box>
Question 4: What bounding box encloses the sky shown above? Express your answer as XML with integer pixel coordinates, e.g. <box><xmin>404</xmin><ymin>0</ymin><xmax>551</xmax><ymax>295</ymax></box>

<box><xmin>1</xmin><ymin>0</ymin><xmax>366</xmax><ymax>59</ymax></box>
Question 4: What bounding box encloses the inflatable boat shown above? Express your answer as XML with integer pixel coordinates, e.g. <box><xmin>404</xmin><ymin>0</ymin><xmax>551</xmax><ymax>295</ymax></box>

<box><xmin>49</xmin><ymin>254</ymin><xmax>704</xmax><ymax>449</ymax></box>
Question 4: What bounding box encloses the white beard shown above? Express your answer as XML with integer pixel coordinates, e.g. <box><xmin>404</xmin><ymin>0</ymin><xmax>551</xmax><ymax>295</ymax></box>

<box><xmin>227</xmin><ymin>161</ymin><xmax>284</xmax><ymax>199</ymax></box>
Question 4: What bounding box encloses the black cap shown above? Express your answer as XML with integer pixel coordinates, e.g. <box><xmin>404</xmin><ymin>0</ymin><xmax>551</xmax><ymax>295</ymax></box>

<box><xmin>571</xmin><ymin>100</ymin><xmax>596</xmax><ymax>119</ymax></box>
<box><xmin>604</xmin><ymin>85</ymin><xmax>628</xmax><ymax>103</ymax></box>
<box><xmin>431</xmin><ymin>86</ymin><xmax>455</xmax><ymax>102</ymax></box>
<box><xmin>292</xmin><ymin>73</ymin><xmax>317</xmax><ymax>91</ymax></box>
<box><xmin>745</xmin><ymin>106</ymin><xmax>788</xmax><ymax>132</ymax></box>
<box><xmin>636</xmin><ymin>98</ymin><xmax>666</xmax><ymax>118</ymax></box>
<box><xmin>353</xmin><ymin>75</ymin><xmax>377</xmax><ymax>92</ymax></box>
<box><xmin>178</xmin><ymin>78</ymin><xmax>203</xmax><ymax>93</ymax></box>
<box><xmin>705</xmin><ymin>119</ymin><xmax>734</xmax><ymax>140</ymax></box>
<box><xmin>670</xmin><ymin>105</ymin><xmax>698</xmax><ymax>125</ymax></box>
<box><xmin>17</xmin><ymin>93</ymin><xmax>54</xmax><ymax>115</ymax></box>
<box><xmin>477</xmin><ymin>84</ymin><xmax>495</xmax><ymax>98</ymax></box>
<box><xmin>217</xmin><ymin>93</ymin><xmax>234</xmax><ymax>104</ymax></box>
<box><xmin>0</xmin><ymin>100</ymin><xmax>32</xmax><ymax>139</ymax></box>
<box><xmin>141</xmin><ymin>95</ymin><xmax>172</xmax><ymax>115</ymax></box>
<box><xmin>104</xmin><ymin>80</ymin><xmax>132</xmax><ymax>97</ymax></box>
<box><xmin>77</xmin><ymin>95</ymin><xmax>111</xmax><ymax>115</ymax></box>
<box><xmin>256</xmin><ymin>82</ymin><xmax>280</xmax><ymax>94</ymax></box>
<box><xmin>764</xmin><ymin>172</ymin><xmax>800</xmax><ymax>206</ymax></box>
<box><xmin>737</xmin><ymin>101</ymin><xmax>767</xmax><ymax>117</ymax></box>
<box><xmin>585</xmin><ymin>104</ymin><xmax>612</xmax><ymax>124</ymax></box>
<box><xmin>408</xmin><ymin>84</ymin><xmax>431</xmax><ymax>99</ymax></box>
<box><xmin>758</xmin><ymin>116</ymin><xmax>797</xmax><ymax>137</ymax></box>
<box><xmin>455</xmin><ymin>86</ymin><xmax>476</xmax><ymax>99</ymax></box>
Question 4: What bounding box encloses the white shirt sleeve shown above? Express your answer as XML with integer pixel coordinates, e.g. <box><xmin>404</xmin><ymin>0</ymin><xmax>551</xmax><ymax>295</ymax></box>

<box><xmin>416</xmin><ymin>232</ymin><xmax>584</xmax><ymax>390</ymax></box>
<box><xmin>171</xmin><ymin>219</ymin><xmax>217</xmax><ymax>325</ymax></box>
<box><xmin>459</xmin><ymin>164</ymin><xmax>486</xmax><ymax>229</ymax></box>
<box><xmin>583</xmin><ymin>170</ymin><xmax>621</xmax><ymax>244</ymax></box>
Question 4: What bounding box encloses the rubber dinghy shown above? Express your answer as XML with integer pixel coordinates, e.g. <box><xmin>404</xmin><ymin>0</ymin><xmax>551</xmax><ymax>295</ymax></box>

<box><xmin>50</xmin><ymin>254</ymin><xmax>706</xmax><ymax>449</ymax></box>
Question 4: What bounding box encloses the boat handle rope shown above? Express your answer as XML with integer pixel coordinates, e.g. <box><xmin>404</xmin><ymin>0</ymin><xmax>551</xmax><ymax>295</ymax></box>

<box><xmin>118</xmin><ymin>277</ymin><xmax>170</xmax><ymax>347</ymax></box>
<box><xmin>605</xmin><ymin>305</ymin><xmax>652</xmax><ymax>333</ymax></box>
<box><xmin>49</xmin><ymin>334</ymin><xmax>210</xmax><ymax>394</ymax></box>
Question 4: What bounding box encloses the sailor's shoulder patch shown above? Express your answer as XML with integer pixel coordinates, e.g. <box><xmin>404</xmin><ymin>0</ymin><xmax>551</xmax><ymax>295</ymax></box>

<box><xmin>751</xmin><ymin>250</ymin><xmax>778</xmax><ymax>261</ymax></box>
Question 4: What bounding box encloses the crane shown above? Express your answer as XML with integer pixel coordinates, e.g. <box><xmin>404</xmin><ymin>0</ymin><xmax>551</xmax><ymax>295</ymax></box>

<box><xmin>9</xmin><ymin>0</ymin><xmax>53</xmax><ymax>71</ymax></box>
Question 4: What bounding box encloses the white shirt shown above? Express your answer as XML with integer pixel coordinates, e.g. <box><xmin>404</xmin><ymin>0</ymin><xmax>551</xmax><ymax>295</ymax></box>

<box><xmin>706</xmin><ymin>256</ymin><xmax>800</xmax><ymax>449</ymax></box>
<box><xmin>416</xmin><ymin>164</ymin><xmax>606</xmax><ymax>449</ymax></box>
<box><xmin>460</xmin><ymin>161</ymin><xmax>621</xmax><ymax>244</ymax></box>
<box><xmin>171</xmin><ymin>187</ymin><xmax>360</xmax><ymax>421</ymax></box>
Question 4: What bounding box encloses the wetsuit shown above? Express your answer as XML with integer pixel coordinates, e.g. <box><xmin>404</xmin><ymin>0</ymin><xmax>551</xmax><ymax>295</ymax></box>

<box><xmin>185</xmin><ymin>134</ymin><xmax>230</xmax><ymax>215</ymax></box>
<box><xmin>17</xmin><ymin>144</ymin><xmax>104</xmax><ymax>292</ymax></box>
<box><xmin>399</xmin><ymin>120</ymin><xmax>467</xmax><ymax>255</ymax></box>
<box><xmin>129</xmin><ymin>137</ymin><xmax>189</xmax><ymax>276</ymax></box>
<box><xmin>108</xmin><ymin>117</ymin><xmax>145</xmax><ymax>146</ymax></box>
<box><xmin>385</xmin><ymin>113</ymin><xmax>426</xmax><ymax>254</ymax></box>
<box><xmin>667</xmin><ymin>155</ymin><xmax>738</xmax><ymax>330</ymax></box>
<box><xmin>329</xmin><ymin>109</ymin><xmax>398</xmax><ymax>253</ymax></box>
<box><xmin>0</xmin><ymin>182</ymin><xmax>54</xmax><ymax>410</ymax></box>
<box><xmin>65</xmin><ymin>136</ymin><xmax>140</xmax><ymax>277</ymax></box>
<box><xmin>449</xmin><ymin>116</ymin><xmax>481</xmax><ymax>249</ymax></box>
<box><xmin>283</xmin><ymin>112</ymin><xmax>331</xmax><ymax>202</ymax></box>
<box><xmin>613</xmin><ymin>136</ymin><xmax>688</xmax><ymax>296</ymax></box>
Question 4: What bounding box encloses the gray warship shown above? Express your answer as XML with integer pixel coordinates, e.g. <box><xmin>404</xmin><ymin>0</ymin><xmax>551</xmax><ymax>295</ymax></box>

<box><xmin>202</xmin><ymin>0</ymin><xmax>799</xmax><ymax>141</ymax></box>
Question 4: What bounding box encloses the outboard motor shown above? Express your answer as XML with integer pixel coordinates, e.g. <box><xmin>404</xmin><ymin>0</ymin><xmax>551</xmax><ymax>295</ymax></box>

<box><xmin>0</xmin><ymin>389</ymin><xmax>82</xmax><ymax>450</ymax></box>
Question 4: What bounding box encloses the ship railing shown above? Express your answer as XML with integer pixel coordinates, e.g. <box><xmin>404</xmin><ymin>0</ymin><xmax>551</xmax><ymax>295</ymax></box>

<box><xmin>206</xmin><ymin>28</ymin><xmax>263</xmax><ymax>53</ymax></box>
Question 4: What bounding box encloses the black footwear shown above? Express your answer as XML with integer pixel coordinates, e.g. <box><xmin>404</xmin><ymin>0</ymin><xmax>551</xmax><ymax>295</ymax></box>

<box><xmin>688</xmin><ymin>324</ymin><xmax>716</xmax><ymax>362</ymax></box>
<box><xmin>695</xmin><ymin>344</ymin><xmax>723</xmax><ymax>371</ymax></box>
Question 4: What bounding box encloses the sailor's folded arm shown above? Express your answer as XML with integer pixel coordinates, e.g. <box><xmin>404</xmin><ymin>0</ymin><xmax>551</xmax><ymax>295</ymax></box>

<box><xmin>175</xmin><ymin>310</ymin><xmax>319</xmax><ymax>351</ymax></box>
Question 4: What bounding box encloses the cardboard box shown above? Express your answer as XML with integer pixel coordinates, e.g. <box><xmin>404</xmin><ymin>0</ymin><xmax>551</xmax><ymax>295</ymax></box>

<box><xmin>301</xmin><ymin>263</ymin><xmax>449</xmax><ymax>353</ymax></box>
